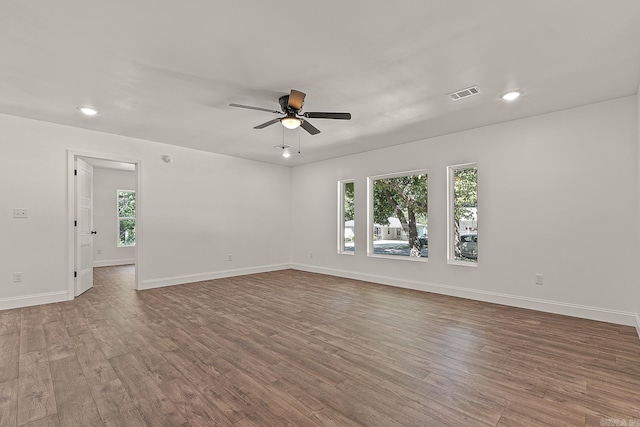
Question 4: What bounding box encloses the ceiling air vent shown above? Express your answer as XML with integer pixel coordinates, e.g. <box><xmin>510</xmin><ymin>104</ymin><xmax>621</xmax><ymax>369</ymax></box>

<box><xmin>448</xmin><ymin>86</ymin><xmax>480</xmax><ymax>101</ymax></box>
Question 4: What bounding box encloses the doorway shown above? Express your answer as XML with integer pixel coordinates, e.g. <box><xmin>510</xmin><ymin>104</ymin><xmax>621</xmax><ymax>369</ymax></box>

<box><xmin>67</xmin><ymin>150</ymin><xmax>143</xmax><ymax>299</ymax></box>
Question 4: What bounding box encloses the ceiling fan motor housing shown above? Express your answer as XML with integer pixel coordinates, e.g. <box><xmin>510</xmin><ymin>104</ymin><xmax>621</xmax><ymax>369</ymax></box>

<box><xmin>279</xmin><ymin>95</ymin><xmax>294</xmax><ymax>113</ymax></box>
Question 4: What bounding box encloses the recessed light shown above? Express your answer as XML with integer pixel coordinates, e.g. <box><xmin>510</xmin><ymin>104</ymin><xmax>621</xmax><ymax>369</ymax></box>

<box><xmin>501</xmin><ymin>91</ymin><xmax>521</xmax><ymax>101</ymax></box>
<box><xmin>274</xmin><ymin>144</ymin><xmax>292</xmax><ymax>158</ymax></box>
<box><xmin>77</xmin><ymin>106</ymin><xmax>99</xmax><ymax>116</ymax></box>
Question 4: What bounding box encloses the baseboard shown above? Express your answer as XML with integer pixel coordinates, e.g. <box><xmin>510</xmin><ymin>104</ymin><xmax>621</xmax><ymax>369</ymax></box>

<box><xmin>141</xmin><ymin>263</ymin><xmax>293</xmax><ymax>290</ymax></box>
<box><xmin>292</xmin><ymin>263</ymin><xmax>639</xmax><ymax>328</ymax></box>
<box><xmin>93</xmin><ymin>259</ymin><xmax>135</xmax><ymax>268</ymax></box>
<box><xmin>0</xmin><ymin>291</ymin><xmax>68</xmax><ymax>311</ymax></box>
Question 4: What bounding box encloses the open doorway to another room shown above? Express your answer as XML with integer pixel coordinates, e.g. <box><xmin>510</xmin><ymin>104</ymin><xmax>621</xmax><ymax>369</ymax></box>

<box><xmin>67</xmin><ymin>152</ymin><xmax>142</xmax><ymax>299</ymax></box>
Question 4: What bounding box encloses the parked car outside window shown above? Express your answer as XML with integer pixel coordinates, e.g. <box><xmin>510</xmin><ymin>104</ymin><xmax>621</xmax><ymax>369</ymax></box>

<box><xmin>460</xmin><ymin>233</ymin><xmax>477</xmax><ymax>259</ymax></box>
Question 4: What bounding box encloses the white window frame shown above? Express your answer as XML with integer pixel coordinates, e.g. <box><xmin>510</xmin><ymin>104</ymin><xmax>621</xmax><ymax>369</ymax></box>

<box><xmin>337</xmin><ymin>180</ymin><xmax>355</xmax><ymax>255</ymax></box>
<box><xmin>447</xmin><ymin>163</ymin><xmax>477</xmax><ymax>266</ymax></box>
<box><xmin>117</xmin><ymin>189</ymin><xmax>136</xmax><ymax>247</ymax></box>
<box><xmin>367</xmin><ymin>169</ymin><xmax>428</xmax><ymax>262</ymax></box>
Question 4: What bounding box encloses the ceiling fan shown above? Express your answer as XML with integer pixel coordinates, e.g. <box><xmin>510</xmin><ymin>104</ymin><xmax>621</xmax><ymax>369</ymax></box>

<box><xmin>229</xmin><ymin>89</ymin><xmax>351</xmax><ymax>135</ymax></box>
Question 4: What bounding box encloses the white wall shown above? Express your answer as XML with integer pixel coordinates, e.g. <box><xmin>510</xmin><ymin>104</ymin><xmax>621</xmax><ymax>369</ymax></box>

<box><xmin>1</xmin><ymin>95</ymin><xmax>639</xmax><ymax>331</ymax></box>
<box><xmin>637</xmin><ymin>86</ymin><xmax>640</xmax><ymax>334</ymax></box>
<box><xmin>291</xmin><ymin>96</ymin><xmax>639</xmax><ymax>326</ymax></box>
<box><xmin>0</xmin><ymin>113</ymin><xmax>292</xmax><ymax>309</ymax></box>
<box><xmin>92</xmin><ymin>167</ymin><xmax>136</xmax><ymax>267</ymax></box>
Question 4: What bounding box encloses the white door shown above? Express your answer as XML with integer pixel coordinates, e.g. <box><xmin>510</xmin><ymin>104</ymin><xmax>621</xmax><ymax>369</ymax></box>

<box><xmin>75</xmin><ymin>158</ymin><xmax>94</xmax><ymax>296</ymax></box>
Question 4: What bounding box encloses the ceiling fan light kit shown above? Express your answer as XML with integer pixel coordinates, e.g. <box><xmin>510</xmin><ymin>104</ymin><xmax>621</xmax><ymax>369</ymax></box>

<box><xmin>230</xmin><ymin>89</ymin><xmax>351</xmax><ymax>136</ymax></box>
<box><xmin>280</xmin><ymin>116</ymin><xmax>301</xmax><ymax>129</ymax></box>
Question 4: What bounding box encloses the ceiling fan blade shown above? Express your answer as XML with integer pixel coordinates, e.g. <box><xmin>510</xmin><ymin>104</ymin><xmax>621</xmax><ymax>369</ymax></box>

<box><xmin>229</xmin><ymin>103</ymin><xmax>281</xmax><ymax>114</ymax></box>
<box><xmin>300</xmin><ymin>120</ymin><xmax>320</xmax><ymax>135</ymax></box>
<box><xmin>253</xmin><ymin>118</ymin><xmax>281</xmax><ymax>129</ymax></box>
<box><xmin>303</xmin><ymin>112</ymin><xmax>351</xmax><ymax>120</ymax></box>
<box><xmin>288</xmin><ymin>90</ymin><xmax>306</xmax><ymax>110</ymax></box>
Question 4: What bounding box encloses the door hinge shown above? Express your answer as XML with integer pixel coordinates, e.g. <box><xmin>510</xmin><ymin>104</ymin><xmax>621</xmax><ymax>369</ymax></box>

<box><xmin>74</xmin><ymin>169</ymin><xmax>77</xmax><ymax>176</ymax></box>
<box><xmin>74</xmin><ymin>271</ymin><xmax>77</xmax><ymax>278</ymax></box>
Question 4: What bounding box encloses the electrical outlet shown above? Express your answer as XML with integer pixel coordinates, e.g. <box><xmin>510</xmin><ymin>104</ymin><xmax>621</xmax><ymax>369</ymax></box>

<box><xmin>13</xmin><ymin>272</ymin><xmax>23</xmax><ymax>282</ymax></box>
<box><xmin>309</xmin><ymin>252</ymin><xmax>314</xmax><ymax>259</ymax></box>
<box><xmin>535</xmin><ymin>274</ymin><xmax>543</xmax><ymax>285</ymax></box>
<box><xmin>13</xmin><ymin>208</ymin><xmax>28</xmax><ymax>218</ymax></box>
<box><xmin>227</xmin><ymin>254</ymin><xmax>233</xmax><ymax>261</ymax></box>
<box><xmin>97</xmin><ymin>249</ymin><xmax>102</xmax><ymax>255</ymax></box>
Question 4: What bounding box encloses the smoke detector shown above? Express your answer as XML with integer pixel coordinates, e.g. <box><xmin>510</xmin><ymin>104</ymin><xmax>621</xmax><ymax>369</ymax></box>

<box><xmin>448</xmin><ymin>86</ymin><xmax>480</xmax><ymax>101</ymax></box>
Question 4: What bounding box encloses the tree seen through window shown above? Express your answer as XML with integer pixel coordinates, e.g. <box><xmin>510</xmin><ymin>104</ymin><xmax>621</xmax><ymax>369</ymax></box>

<box><xmin>118</xmin><ymin>190</ymin><xmax>136</xmax><ymax>246</ymax></box>
<box><xmin>371</xmin><ymin>173</ymin><xmax>428</xmax><ymax>258</ymax></box>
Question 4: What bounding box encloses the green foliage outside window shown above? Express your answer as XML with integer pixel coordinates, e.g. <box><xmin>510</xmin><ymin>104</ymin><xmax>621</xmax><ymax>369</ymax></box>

<box><xmin>453</xmin><ymin>167</ymin><xmax>477</xmax><ymax>260</ymax></box>
<box><xmin>342</xmin><ymin>182</ymin><xmax>355</xmax><ymax>250</ymax></box>
<box><xmin>373</xmin><ymin>173</ymin><xmax>428</xmax><ymax>257</ymax></box>
<box><xmin>344</xmin><ymin>182</ymin><xmax>354</xmax><ymax>222</ymax></box>
<box><xmin>118</xmin><ymin>190</ymin><xmax>136</xmax><ymax>246</ymax></box>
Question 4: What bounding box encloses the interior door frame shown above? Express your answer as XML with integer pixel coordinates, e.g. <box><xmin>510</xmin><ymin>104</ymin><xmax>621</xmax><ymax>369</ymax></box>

<box><xmin>66</xmin><ymin>150</ymin><xmax>143</xmax><ymax>299</ymax></box>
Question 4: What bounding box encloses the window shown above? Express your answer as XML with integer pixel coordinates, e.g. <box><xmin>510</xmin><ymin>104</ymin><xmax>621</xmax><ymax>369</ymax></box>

<box><xmin>448</xmin><ymin>164</ymin><xmax>477</xmax><ymax>264</ymax></box>
<box><xmin>117</xmin><ymin>190</ymin><xmax>136</xmax><ymax>247</ymax></box>
<box><xmin>338</xmin><ymin>180</ymin><xmax>355</xmax><ymax>254</ymax></box>
<box><xmin>368</xmin><ymin>171</ymin><xmax>428</xmax><ymax>259</ymax></box>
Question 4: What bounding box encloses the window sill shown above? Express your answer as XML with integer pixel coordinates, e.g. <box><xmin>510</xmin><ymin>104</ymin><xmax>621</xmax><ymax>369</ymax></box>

<box><xmin>448</xmin><ymin>259</ymin><xmax>477</xmax><ymax>267</ymax></box>
<box><xmin>367</xmin><ymin>254</ymin><xmax>428</xmax><ymax>262</ymax></box>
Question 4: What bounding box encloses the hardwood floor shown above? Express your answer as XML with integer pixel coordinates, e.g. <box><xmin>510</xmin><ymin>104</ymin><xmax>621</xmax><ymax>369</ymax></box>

<box><xmin>1</xmin><ymin>266</ymin><xmax>639</xmax><ymax>426</ymax></box>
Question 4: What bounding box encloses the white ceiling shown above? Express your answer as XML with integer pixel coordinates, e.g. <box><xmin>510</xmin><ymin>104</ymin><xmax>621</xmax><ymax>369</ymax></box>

<box><xmin>2</xmin><ymin>1</ymin><xmax>639</xmax><ymax>166</ymax></box>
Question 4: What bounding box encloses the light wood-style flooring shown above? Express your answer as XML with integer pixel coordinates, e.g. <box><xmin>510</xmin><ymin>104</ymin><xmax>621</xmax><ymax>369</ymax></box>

<box><xmin>1</xmin><ymin>266</ymin><xmax>639</xmax><ymax>426</ymax></box>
